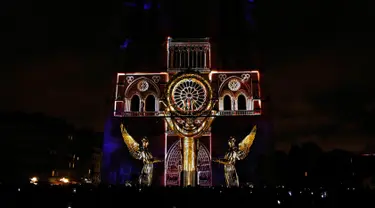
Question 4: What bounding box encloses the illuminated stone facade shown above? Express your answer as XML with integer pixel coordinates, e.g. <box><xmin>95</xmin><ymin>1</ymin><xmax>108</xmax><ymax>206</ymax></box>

<box><xmin>114</xmin><ymin>37</ymin><xmax>261</xmax><ymax>186</ymax></box>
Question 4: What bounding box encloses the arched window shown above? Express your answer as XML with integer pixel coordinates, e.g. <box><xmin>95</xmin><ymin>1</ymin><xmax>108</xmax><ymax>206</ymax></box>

<box><xmin>223</xmin><ymin>95</ymin><xmax>232</xmax><ymax>110</ymax></box>
<box><xmin>145</xmin><ymin>95</ymin><xmax>156</xmax><ymax>111</ymax></box>
<box><xmin>237</xmin><ymin>94</ymin><xmax>247</xmax><ymax>110</ymax></box>
<box><xmin>130</xmin><ymin>95</ymin><xmax>140</xmax><ymax>111</ymax></box>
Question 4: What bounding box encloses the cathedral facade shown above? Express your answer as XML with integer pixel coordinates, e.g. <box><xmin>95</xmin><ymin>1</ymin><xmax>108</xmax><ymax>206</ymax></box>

<box><xmin>110</xmin><ymin>37</ymin><xmax>261</xmax><ymax>186</ymax></box>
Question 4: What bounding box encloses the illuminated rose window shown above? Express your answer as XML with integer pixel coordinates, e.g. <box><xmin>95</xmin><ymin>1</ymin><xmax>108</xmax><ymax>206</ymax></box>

<box><xmin>137</xmin><ymin>80</ymin><xmax>149</xmax><ymax>92</ymax></box>
<box><xmin>228</xmin><ymin>79</ymin><xmax>241</xmax><ymax>92</ymax></box>
<box><xmin>171</xmin><ymin>78</ymin><xmax>207</xmax><ymax>112</ymax></box>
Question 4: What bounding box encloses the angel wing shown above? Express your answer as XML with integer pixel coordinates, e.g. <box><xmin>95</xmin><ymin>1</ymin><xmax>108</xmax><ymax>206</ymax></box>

<box><xmin>120</xmin><ymin>124</ymin><xmax>141</xmax><ymax>160</ymax></box>
<box><xmin>237</xmin><ymin>125</ymin><xmax>257</xmax><ymax>160</ymax></box>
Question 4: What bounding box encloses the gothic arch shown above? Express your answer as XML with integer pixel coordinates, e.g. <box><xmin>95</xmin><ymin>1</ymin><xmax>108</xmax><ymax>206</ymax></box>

<box><xmin>219</xmin><ymin>90</ymin><xmax>234</xmax><ymax>111</ymax></box>
<box><xmin>130</xmin><ymin>94</ymin><xmax>141</xmax><ymax>111</ymax></box>
<box><xmin>237</xmin><ymin>94</ymin><xmax>247</xmax><ymax>110</ymax></box>
<box><xmin>165</xmin><ymin>140</ymin><xmax>182</xmax><ymax>186</ymax></box>
<box><xmin>218</xmin><ymin>76</ymin><xmax>250</xmax><ymax>97</ymax></box>
<box><xmin>235</xmin><ymin>89</ymin><xmax>250</xmax><ymax>99</ymax></box>
<box><xmin>165</xmin><ymin>140</ymin><xmax>212</xmax><ymax>186</ymax></box>
<box><xmin>145</xmin><ymin>94</ymin><xmax>157</xmax><ymax>111</ymax></box>
<box><xmin>235</xmin><ymin>89</ymin><xmax>251</xmax><ymax>111</ymax></box>
<box><xmin>223</xmin><ymin>95</ymin><xmax>232</xmax><ymax>110</ymax></box>
<box><xmin>124</xmin><ymin>77</ymin><xmax>161</xmax><ymax>99</ymax></box>
<box><xmin>197</xmin><ymin>141</ymin><xmax>212</xmax><ymax>186</ymax></box>
<box><xmin>220</xmin><ymin>89</ymin><xmax>235</xmax><ymax>99</ymax></box>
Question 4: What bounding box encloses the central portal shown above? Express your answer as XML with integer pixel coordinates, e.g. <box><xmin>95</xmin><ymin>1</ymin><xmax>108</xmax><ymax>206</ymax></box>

<box><xmin>165</xmin><ymin>140</ymin><xmax>212</xmax><ymax>186</ymax></box>
<box><xmin>163</xmin><ymin>73</ymin><xmax>216</xmax><ymax>187</ymax></box>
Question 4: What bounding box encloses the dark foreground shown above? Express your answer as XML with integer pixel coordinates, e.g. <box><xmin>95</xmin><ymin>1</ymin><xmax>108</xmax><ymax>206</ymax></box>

<box><xmin>1</xmin><ymin>184</ymin><xmax>375</xmax><ymax>208</ymax></box>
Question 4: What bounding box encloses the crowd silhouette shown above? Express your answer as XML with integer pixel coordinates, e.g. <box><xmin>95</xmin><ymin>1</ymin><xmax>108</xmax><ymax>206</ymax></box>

<box><xmin>1</xmin><ymin>183</ymin><xmax>374</xmax><ymax>208</ymax></box>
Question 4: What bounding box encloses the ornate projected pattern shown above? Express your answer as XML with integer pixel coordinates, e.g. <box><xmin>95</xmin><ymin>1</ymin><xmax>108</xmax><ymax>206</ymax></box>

<box><xmin>171</xmin><ymin>78</ymin><xmax>207</xmax><ymax>112</ymax></box>
<box><xmin>197</xmin><ymin>142</ymin><xmax>212</xmax><ymax>186</ymax></box>
<box><xmin>228</xmin><ymin>79</ymin><xmax>241</xmax><ymax>92</ymax></box>
<box><xmin>166</xmin><ymin>140</ymin><xmax>212</xmax><ymax>186</ymax></box>
<box><xmin>137</xmin><ymin>80</ymin><xmax>149</xmax><ymax>92</ymax></box>
<box><xmin>165</xmin><ymin>141</ymin><xmax>182</xmax><ymax>186</ymax></box>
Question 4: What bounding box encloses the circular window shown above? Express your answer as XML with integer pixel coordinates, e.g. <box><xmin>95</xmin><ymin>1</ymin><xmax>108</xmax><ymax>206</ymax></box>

<box><xmin>171</xmin><ymin>78</ymin><xmax>207</xmax><ymax>112</ymax></box>
<box><xmin>137</xmin><ymin>80</ymin><xmax>149</xmax><ymax>92</ymax></box>
<box><xmin>166</xmin><ymin>74</ymin><xmax>212</xmax><ymax>116</ymax></box>
<box><xmin>228</xmin><ymin>79</ymin><xmax>241</xmax><ymax>91</ymax></box>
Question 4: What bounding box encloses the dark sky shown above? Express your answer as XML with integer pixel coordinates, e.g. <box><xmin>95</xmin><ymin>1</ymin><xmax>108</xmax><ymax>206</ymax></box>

<box><xmin>1</xmin><ymin>0</ymin><xmax>374</xmax><ymax>152</ymax></box>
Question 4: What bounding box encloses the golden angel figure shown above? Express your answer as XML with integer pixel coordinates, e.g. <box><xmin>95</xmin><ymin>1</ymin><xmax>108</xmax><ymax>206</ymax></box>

<box><xmin>120</xmin><ymin>124</ymin><xmax>163</xmax><ymax>187</ymax></box>
<box><xmin>213</xmin><ymin>126</ymin><xmax>257</xmax><ymax>188</ymax></box>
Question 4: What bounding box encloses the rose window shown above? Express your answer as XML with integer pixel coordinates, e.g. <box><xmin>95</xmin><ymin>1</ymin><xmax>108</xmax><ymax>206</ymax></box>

<box><xmin>171</xmin><ymin>78</ymin><xmax>207</xmax><ymax>112</ymax></box>
<box><xmin>228</xmin><ymin>79</ymin><xmax>241</xmax><ymax>92</ymax></box>
<box><xmin>137</xmin><ymin>80</ymin><xmax>149</xmax><ymax>92</ymax></box>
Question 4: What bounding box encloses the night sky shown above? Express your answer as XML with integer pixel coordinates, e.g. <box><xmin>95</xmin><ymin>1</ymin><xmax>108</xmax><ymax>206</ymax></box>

<box><xmin>1</xmin><ymin>0</ymin><xmax>374</xmax><ymax>152</ymax></box>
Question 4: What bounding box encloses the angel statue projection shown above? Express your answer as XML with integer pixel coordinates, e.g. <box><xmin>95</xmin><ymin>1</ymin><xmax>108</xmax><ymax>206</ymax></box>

<box><xmin>213</xmin><ymin>126</ymin><xmax>257</xmax><ymax>188</ymax></box>
<box><xmin>120</xmin><ymin>124</ymin><xmax>163</xmax><ymax>186</ymax></box>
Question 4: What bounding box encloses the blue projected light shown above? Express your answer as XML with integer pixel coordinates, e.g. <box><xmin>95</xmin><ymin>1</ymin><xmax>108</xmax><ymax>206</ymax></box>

<box><xmin>123</xmin><ymin>1</ymin><xmax>159</xmax><ymax>10</ymax></box>
<box><xmin>245</xmin><ymin>1</ymin><xmax>256</xmax><ymax>26</ymax></box>
<box><xmin>120</xmin><ymin>39</ymin><xmax>131</xmax><ymax>49</ymax></box>
<box><xmin>123</xmin><ymin>2</ymin><xmax>136</xmax><ymax>7</ymax></box>
<box><xmin>102</xmin><ymin>117</ymin><xmax>127</xmax><ymax>184</ymax></box>
<box><xmin>143</xmin><ymin>3</ymin><xmax>151</xmax><ymax>10</ymax></box>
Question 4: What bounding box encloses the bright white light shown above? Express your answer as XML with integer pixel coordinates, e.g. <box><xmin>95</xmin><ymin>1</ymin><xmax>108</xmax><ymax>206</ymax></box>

<box><xmin>277</xmin><ymin>200</ymin><xmax>281</xmax><ymax>205</ymax></box>
<box><xmin>30</xmin><ymin>177</ymin><xmax>38</xmax><ymax>185</ymax></box>
<box><xmin>321</xmin><ymin>191</ymin><xmax>327</xmax><ymax>198</ymax></box>
<box><xmin>288</xmin><ymin>191</ymin><xmax>292</xmax><ymax>196</ymax></box>
<box><xmin>60</xmin><ymin>177</ymin><xmax>69</xmax><ymax>183</ymax></box>
<box><xmin>72</xmin><ymin>188</ymin><xmax>76</xmax><ymax>193</ymax></box>
<box><xmin>18</xmin><ymin>188</ymin><xmax>20</xmax><ymax>192</ymax></box>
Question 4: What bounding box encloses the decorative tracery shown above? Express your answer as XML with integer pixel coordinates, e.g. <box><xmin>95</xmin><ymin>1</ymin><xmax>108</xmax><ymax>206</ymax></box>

<box><xmin>165</xmin><ymin>140</ymin><xmax>212</xmax><ymax>186</ymax></box>
<box><xmin>137</xmin><ymin>80</ymin><xmax>149</xmax><ymax>92</ymax></box>
<box><xmin>165</xmin><ymin>141</ymin><xmax>182</xmax><ymax>186</ymax></box>
<box><xmin>171</xmin><ymin>78</ymin><xmax>207</xmax><ymax>112</ymax></box>
<box><xmin>124</xmin><ymin>77</ymin><xmax>161</xmax><ymax>112</ymax></box>
<box><xmin>228</xmin><ymin>79</ymin><xmax>241</xmax><ymax>92</ymax></box>
<box><xmin>197</xmin><ymin>142</ymin><xmax>212</xmax><ymax>186</ymax></box>
<box><xmin>166</xmin><ymin>73</ymin><xmax>213</xmax><ymax>117</ymax></box>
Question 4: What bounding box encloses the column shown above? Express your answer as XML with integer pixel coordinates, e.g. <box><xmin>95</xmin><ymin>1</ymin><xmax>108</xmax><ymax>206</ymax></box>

<box><xmin>208</xmin><ymin>47</ymin><xmax>211</xmax><ymax>68</ymax></box>
<box><xmin>125</xmin><ymin>98</ymin><xmax>130</xmax><ymax>111</ymax></box>
<box><xmin>170</xmin><ymin>48</ymin><xmax>174</xmax><ymax>69</ymax></box>
<box><xmin>182</xmin><ymin>137</ymin><xmax>196</xmax><ymax>187</ymax></box>
<box><xmin>167</xmin><ymin>37</ymin><xmax>171</xmax><ymax>69</ymax></box>
<box><xmin>204</xmin><ymin>47</ymin><xmax>207</xmax><ymax>68</ymax></box>
<box><xmin>187</xmin><ymin>47</ymin><xmax>190</xmax><ymax>68</ymax></box>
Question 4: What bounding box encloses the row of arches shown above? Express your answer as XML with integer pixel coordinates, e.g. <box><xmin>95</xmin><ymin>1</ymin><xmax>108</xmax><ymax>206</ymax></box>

<box><xmin>219</xmin><ymin>94</ymin><xmax>251</xmax><ymax>111</ymax></box>
<box><xmin>222</xmin><ymin>94</ymin><xmax>247</xmax><ymax>110</ymax></box>
<box><xmin>129</xmin><ymin>94</ymin><xmax>158</xmax><ymax>112</ymax></box>
<box><xmin>128</xmin><ymin>94</ymin><xmax>249</xmax><ymax>112</ymax></box>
